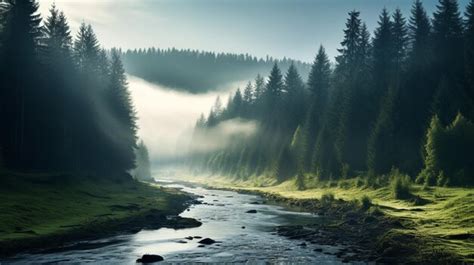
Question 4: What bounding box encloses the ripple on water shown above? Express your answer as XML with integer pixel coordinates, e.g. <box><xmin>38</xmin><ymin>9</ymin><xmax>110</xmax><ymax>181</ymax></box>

<box><xmin>6</xmin><ymin>182</ymin><xmax>345</xmax><ymax>264</ymax></box>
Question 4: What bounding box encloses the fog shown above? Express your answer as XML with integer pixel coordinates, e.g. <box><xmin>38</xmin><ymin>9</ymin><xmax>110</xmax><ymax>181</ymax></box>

<box><xmin>128</xmin><ymin>75</ymin><xmax>251</xmax><ymax>165</ymax></box>
<box><xmin>189</xmin><ymin>118</ymin><xmax>259</xmax><ymax>154</ymax></box>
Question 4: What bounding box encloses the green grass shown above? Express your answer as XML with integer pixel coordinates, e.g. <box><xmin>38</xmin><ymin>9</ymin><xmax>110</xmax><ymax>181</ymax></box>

<box><xmin>177</xmin><ymin>174</ymin><xmax>474</xmax><ymax>262</ymax></box>
<box><xmin>0</xmin><ymin>171</ymin><xmax>190</xmax><ymax>244</ymax></box>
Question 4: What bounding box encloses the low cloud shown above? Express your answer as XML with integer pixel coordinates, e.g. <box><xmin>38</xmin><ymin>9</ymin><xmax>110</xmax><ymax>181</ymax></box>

<box><xmin>128</xmin><ymin>75</ymin><xmax>238</xmax><ymax>163</ymax></box>
<box><xmin>189</xmin><ymin>118</ymin><xmax>259</xmax><ymax>155</ymax></box>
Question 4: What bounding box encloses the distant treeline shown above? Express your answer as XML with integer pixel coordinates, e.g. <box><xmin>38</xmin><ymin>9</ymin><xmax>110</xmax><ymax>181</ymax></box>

<box><xmin>189</xmin><ymin>0</ymin><xmax>474</xmax><ymax>187</ymax></box>
<box><xmin>121</xmin><ymin>48</ymin><xmax>311</xmax><ymax>93</ymax></box>
<box><xmin>0</xmin><ymin>1</ymin><xmax>137</xmax><ymax>177</ymax></box>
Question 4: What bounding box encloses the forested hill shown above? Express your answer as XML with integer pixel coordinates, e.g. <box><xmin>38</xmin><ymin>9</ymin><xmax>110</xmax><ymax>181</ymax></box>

<box><xmin>121</xmin><ymin>48</ymin><xmax>311</xmax><ymax>93</ymax></box>
<box><xmin>189</xmin><ymin>0</ymin><xmax>474</xmax><ymax>188</ymax></box>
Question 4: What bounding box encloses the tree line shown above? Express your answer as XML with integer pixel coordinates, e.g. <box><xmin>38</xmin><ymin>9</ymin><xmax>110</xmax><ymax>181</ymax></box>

<box><xmin>0</xmin><ymin>1</ymin><xmax>137</xmax><ymax>178</ymax></box>
<box><xmin>121</xmin><ymin>48</ymin><xmax>311</xmax><ymax>93</ymax></box>
<box><xmin>189</xmin><ymin>0</ymin><xmax>474</xmax><ymax>187</ymax></box>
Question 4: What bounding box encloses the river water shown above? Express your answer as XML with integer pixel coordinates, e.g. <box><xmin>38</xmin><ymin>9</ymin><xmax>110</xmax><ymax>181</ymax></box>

<box><xmin>6</xmin><ymin>181</ymin><xmax>345</xmax><ymax>264</ymax></box>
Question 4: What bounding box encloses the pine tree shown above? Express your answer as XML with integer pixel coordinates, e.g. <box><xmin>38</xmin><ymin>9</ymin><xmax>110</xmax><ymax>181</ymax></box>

<box><xmin>254</xmin><ymin>74</ymin><xmax>265</xmax><ymax>100</ymax></box>
<box><xmin>409</xmin><ymin>0</ymin><xmax>431</xmax><ymax>69</ymax></box>
<box><xmin>358</xmin><ymin>23</ymin><xmax>372</xmax><ymax>71</ymax></box>
<box><xmin>0</xmin><ymin>0</ymin><xmax>42</xmax><ymax>168</ymax></box>
<box><xmin>74</xmin><ymin>23</ymin><xmax>101</xmax><ymax>74</ymax></box>
<box><xmin>242</xmin><ymin>82</ymin><xmax>253</xmax><ymax>118</ymax></box>
<box><xmin>41</xmin><ymin>3</ymin><xmax>76</xmax><ymax>169</ymax></box>
<box><xmin>372</xmin><ymin>8</ymin><xmax>394</xmax><ymax>97</ymax></box>
<box><xmin>42</xmin><ymin>3</ymin><xmax>72</xmax><ymax>60</ymax></box>
<box><xmin>308</xmin><ymin>45</ymin><xmax>331</xmax><ymax>97</ymax></box>
<box><xmin>333</xmin><ymin>9</ymin><xmax>373</xmax><ymax>174</ymax></box>
<box><xmin>133</xmin><ymin>140</ymin><xmax>152</xmax><ymax>181</ymax></box>
<box><xmin>243</xmin><ymin>81</ymin><xmax>253</xmax><ymax>105</ymax></box>
<box><xmin>305</xmin><ymin>45</ymin><xmax>331</xmax><ymax>171</ymax></box>
<box><xmin>106</xmin><ymin>49</ymin><xmax>138</xmax><ymax>173</ymax></box>
<box><xmin>465</xmin><ymin>0</ymin><xmax>474</xmax><ymax>102</ymax></box>
<box><xmin>283</xmin><ymin>63</ymin><xmax>306</xmax><ymax>130</ymax></box>
<box><xmin>231</xmin><ymin>88</ymin><xmax>243</xmax><ymax>117</ymax></box>
<box><xmin>263</xmin><ymin>63</ymin><xmax>284</xmax><ymax>127</ymax></box>
<box><xmin>432</xmin><ymin>0</ymin><xmax>464</xmax><ymax>78</ymax></box>
<box><xmin>336</xmin><ymin>10</ymin><xmax>362</xmax><ymax>75</ymax></box>
<box><xmin>398</xmin><ymin>0</ymin><xmax>434</xmax><ymax>175</ymax></box>
<box><xmin>392</xmin><ymin>8</ymin><xmax>408</xmax><ymax>72</ymax></box>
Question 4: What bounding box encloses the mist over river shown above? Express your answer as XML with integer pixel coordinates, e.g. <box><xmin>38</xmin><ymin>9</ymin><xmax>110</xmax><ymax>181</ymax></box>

<box><xmin>128</xmin><ymin>75</ymin><xmax>232</xmax><ymax>164</ymax></box>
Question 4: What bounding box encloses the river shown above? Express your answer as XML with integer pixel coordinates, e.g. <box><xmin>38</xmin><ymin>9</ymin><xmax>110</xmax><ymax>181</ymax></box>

<box><xmin>7</xmin><ymin>181</ymin><xmax>346</xmax><ymax>264</ymax></box>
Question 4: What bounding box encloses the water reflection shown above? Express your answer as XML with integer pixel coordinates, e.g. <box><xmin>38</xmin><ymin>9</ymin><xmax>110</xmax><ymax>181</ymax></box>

<box><xmin>7</xmin><ymin>182</ymin><xmax>344</xmax><ymax>264</ymax></box>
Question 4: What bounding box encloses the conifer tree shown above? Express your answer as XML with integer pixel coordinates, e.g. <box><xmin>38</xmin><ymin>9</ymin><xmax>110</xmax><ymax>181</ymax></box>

<box><xmin>107</xmin><ymin>49</ymin><xmax>137</xmax><ymax>172</ymax></box>
<box><xmin>372</xmin><ymin>8</ymin><xmax>394</xmax><ymax>97</ymax></box>
<box><xmin>392</xmin><ymin>8</ymin><xmax>408</xmax><ymax>72</ymax></box>
<box><xmin>305</xmin><ymin>45</ymin><xmax>331</xmax><ymax>170</ymax></box>
<box><xmin>465</xmin><ymin>0</ymin><xmax>474</xmax><ymax>102</ymax></box>
<box><xmin>43</xmin><ymin>4</ymin><xmax>72</xmax><ymax>60</ymax></box>
<box><xmin>74</xmin><ymin>23</ymin><xmax>100</xmax><ymax>74</ymax></box>
<box><xmin>0</xmin><ymin>0</ymin><xmax>42</xmax><ymax>168</ymax></box>
<box><xmin>283</xmin><ymin>63</ymin><xmax>306</xmax><ymax>130</ymax></box>
<box><xmin>432</xmin><ymin>0</ymin><xmax>464</xmax><ymax>78</ymax></box>
<box><xmin>409</xmin><ymin>0</ymin><xmax>431</xmax><ymax>69</ymax></box>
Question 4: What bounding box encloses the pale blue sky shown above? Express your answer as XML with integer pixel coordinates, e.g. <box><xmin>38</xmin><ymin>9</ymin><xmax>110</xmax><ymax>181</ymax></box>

<box><xmin>39</xmin><ymin>0</ymin><xmax>470</xmax><ymax>63</ymax></box>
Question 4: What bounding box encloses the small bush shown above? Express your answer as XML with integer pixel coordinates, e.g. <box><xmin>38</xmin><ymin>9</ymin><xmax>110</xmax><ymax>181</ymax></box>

<box><xmin>436</xmin><ymin>171</ymin><xmax>449</xmax><ymax>187</ymax></box>
<box><xmin>390</xmin><ymin>169</ymin><xmax>413</xmax><ymax>200</ymax></box>
<box><xmin>338</xmin><ymin>180</ymin><xmax>350</xmax><ymax>189</ymax></box>
<box><xmin>355</xmin><ymin>177</ymin><xmax>364</xmax><ymax>188</ymax></box>
<box><xmin>368</xmin><ymin>206</ymin><xmax>383</xmax><ymax>216</ymax></box>
<box><xmin>320</xmin><ymin>192</ymin><xmax>335</xmax><ymax>206</ymax></box>
<box><xmin>295</xmin><ymin>172</ymin><xmax>305</xmax><ymax>191</ymax></box>
<box><xmin>359</xmin><ymin>195</ymin><xmax>372</xmax><ymax>210</ymax></box>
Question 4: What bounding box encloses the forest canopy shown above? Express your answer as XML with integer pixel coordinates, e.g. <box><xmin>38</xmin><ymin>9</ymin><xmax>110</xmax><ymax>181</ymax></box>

<box><xmin>189</xmin><ymin>0</ymin><xmax>474</xmax><ymax>187</ymax></box>
<box><xmin>0</xmin><ymin>1</ymin><xmax>137</xmax><ymax>178</ymax></box>
<box><xmin>121</xmin><ymin>48</ymin><xmax>311</xmax><ymax>93</ymax></box>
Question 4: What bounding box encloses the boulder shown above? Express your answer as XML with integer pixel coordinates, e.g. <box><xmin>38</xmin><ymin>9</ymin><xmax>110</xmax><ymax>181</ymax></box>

<box><xmin>136</xmin><ymin>254</ymin><xmax>164</xmax><ymax>263</ymax></box>
<box><xmin>198</xmin><ymin>238</ymin><xmax>216</xmax><ymax>245</ymax></box>
<box><xmin>246</xmin><ymin>209</ymin><xmax>257</xmax><ymax>214</ymax></box>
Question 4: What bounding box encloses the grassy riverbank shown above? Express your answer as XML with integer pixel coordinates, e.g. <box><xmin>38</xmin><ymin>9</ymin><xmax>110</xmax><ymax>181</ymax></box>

<box><xmin>0</xmin><ymin>171</ymin><xmax>200</xmax><ymax>257</ymax></box>
<box><xmin>176</xmin><ymin>174</ymin><xmax>474</xmax><ymax>263</ymax></box>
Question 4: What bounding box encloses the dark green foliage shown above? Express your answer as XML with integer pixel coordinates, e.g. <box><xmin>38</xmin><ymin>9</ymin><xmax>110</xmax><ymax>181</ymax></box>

<box><xmin>433</xmin><ymin>0</ymin><xmax>464</xmax><ymax>79</ymax></box>
<box><xmin>390</xmin><ymin>169</ymin><xmax>413</xmax><ymax>200</ymax></box>
<box><xmin>419</xmin><ymin>114</ymin><xmax>474</xmax><ymax>186</ymax></box>
<box><xmin>190</xmin><ymin>1</ymin><xmax>474</xmax><ymax>188</ymax></box>
<box><xmin>121</xmin><ymin>48</ymin><xmax>310</xmax><ymax>93</ymax></box>
<box><xmin>465</xmin><ymin>0</ymin><xmax>474</xmax><ymax>103</ymax></box>
<box><xmin>132</xmin><ymin>140</ymin><xmax>152</xmax><ymax>182</ymax></box>
<box><xmin>359</xmin><ymin>195</ymin><xmax>372</xmax><ymax>210</ymax></box>
<box><xmin>320</xmin><ymin>192</ymin><xmax>335</xmax><ymax>206</ymax></box>
<box><xmin>0</xmin><ymin>2</ymin><xmax>137</xmax><ymax>178</ymax></box>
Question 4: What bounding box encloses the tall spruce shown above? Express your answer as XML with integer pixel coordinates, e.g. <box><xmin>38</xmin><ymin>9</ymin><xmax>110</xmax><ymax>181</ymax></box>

<box><xmin>305</xmin><ymin>45</ymin><xmax>331</xmax><ymax>171</ymax></box>
<box><xmin>0</xmin><ymin>0</ymin><xmax>42</xmax><ymax>169</ymax></box>
<box><xmin>465</xmin><ymin>0</ymin><xmax>474</xmax><ymax>102</ymax></box>
<box><xmin>106</xmin><ymin>49</ymin><xmax>137</xmax><ymax>173</ymax></box>
<box><xmin>432</xmin><ymin>0</ymin><xmax>468</xmax><ymax>124</ymax></box>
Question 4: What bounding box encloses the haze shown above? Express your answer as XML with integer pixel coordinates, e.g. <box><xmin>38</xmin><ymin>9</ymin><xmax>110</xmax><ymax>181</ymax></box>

<box><xmin>39</xmin><ymin>0</ymin><xmax>469</xmax><ymax>62</ymax></box>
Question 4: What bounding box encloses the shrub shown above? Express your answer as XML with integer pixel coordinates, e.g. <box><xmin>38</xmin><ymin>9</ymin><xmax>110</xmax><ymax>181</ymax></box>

<box><xmin>390</xmin><ymin>169</ymin><xmax>412</xmax><ymax>200</ymax></box>
<box><xmin>359</xmin><ymin>195</ymin><xmax>372</xmax><ymax>210</ymax></box>
<box><xmin>419</xmin><ymin>114</ymin><xmax>474</xmax><ymax>186</ymax></box>
<box><xmin>295</xmin><ymin>172</ymin><xmax>305</xmax><ymax>191</ymax></box>
<box><xmin>320</xmin><ymin>192</ymin><xmax>335</xmax><ymax>206</ymax></box>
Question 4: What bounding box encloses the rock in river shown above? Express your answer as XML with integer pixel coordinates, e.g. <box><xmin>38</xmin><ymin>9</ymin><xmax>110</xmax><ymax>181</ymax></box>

<box><xmin>136</xmin><ymin>254</ymin><xmax>164</xmax><ymax>263</ymax></box>
<box><xmin>198</xmin><ymin>238</ymin><xmax>216</xmax><ymax>245</ymax></box>
<box><xmin>246</xmin><ymin>209</ymin><xmax>257</xmax><ymax>213</ymax></box>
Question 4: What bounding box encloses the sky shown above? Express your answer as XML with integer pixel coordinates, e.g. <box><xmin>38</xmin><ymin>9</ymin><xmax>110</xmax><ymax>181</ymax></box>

<box><xmin>38</xmin><ymin>0</ymin><xmax>470</xmax><ymax>63</ymax></box>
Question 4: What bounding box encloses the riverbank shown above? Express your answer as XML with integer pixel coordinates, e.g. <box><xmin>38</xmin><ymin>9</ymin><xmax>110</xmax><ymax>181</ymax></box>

<box><xmin>0</xmin><ymin>171</ymin><xmax>201</xmax><ymax>257</ymax></box>
<box><xmin>174</xmin><ymin>174</ymin><xmax>474</xmax><ymax>263</ymax></box>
